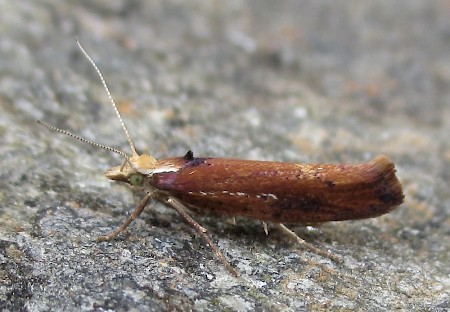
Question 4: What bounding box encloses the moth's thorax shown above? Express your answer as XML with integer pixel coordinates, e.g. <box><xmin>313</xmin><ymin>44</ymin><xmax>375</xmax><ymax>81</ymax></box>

<box><xmin>131</xmin><ymin>154</ymin><xmax>158</xmax><ymax>174</ymax></box>
<box><xmin>105</xmin><ymin>154</ymin><xmax>185</xmax><ymax>182</ymax></box>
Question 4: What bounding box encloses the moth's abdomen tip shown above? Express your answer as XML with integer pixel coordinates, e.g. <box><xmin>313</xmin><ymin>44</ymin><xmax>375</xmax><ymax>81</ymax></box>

<box><xmin>370</xmin><ymin>155</ymin><xmax>405</xmax><ymax>207</ymax></box>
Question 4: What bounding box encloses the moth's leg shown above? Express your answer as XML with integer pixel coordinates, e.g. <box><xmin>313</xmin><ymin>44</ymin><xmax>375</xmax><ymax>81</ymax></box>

<box><xmin>97</xmin><ymin>193</ymin><xmax>153</xmax><ymax>242</ymax></box>
<box><xmin>275</xmin><ymin>223</ymin><xmax>342</xmax><ymax>263</ymax></box>
<box><xmin>262</xmin><ymin>222</ymin><xmax>269</xmax><ymax>235</ymax></box>
<box><xmin>162</xmin><ymin>196</ymin><xmax>239</xmax><ymax>277</ymax></box>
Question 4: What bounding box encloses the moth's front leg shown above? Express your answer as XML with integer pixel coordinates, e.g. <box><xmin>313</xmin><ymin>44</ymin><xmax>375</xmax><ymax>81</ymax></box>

<box><xmin>97</xmin><ymin>192</ymin><xmax>153</xmax><ymax>242</ymax></box>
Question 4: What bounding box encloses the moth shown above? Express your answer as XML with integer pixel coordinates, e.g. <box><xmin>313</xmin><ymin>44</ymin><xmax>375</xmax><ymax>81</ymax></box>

<box><xmin>39</xmin><ymin>41</ymin><xmax>404</xmax><ymax>277</ymax></box>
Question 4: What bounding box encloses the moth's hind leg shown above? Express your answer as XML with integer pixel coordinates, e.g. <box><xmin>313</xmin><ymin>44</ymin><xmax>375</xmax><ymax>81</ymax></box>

<box><xmin>97</xmin><ymin>193</ymin><xmax>153</xmax><ymax>242</ymax></box>
<box><xmin>275</xmin><ymin>223</ymin><xmax>342</xmax><ymax>263</ymax></box>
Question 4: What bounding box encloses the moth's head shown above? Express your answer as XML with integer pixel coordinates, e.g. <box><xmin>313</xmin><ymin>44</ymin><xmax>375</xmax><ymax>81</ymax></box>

<box><xmin>105</xmin><ymin>154</ymin><xmax>157</xmax><ymax>186</ymax></box>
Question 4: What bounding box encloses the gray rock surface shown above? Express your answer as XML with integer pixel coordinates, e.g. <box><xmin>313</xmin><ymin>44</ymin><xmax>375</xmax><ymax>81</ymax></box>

<box><xmin>0</xmin><ymin>1</ymin><xmax>448</xmax><ymax>311</ymax></box>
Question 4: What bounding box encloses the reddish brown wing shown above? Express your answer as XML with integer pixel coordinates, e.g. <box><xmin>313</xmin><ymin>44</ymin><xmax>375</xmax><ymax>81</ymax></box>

<box><xmin>151</xmin><ymin>155</ymin><xmax>404</xmax><ymax>223</ymax></box>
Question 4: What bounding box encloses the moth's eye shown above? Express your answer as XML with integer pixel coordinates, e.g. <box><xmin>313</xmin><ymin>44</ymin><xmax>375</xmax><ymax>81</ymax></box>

<box><xmin>129</xmin><ymin>174</ymin><xmax>144</xmax><ymax>186</ymax></box>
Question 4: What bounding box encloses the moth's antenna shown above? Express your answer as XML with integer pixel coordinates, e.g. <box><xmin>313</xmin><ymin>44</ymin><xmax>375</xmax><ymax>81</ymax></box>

<box><xmin>38</xmin><ymin>120</ymin><xmax>130</xmax><ymax>160</ymax></box>
<box><xmin>75</xmin><ymin>39</ymin><xmax>138</xmax><ymax>157</ymax></box>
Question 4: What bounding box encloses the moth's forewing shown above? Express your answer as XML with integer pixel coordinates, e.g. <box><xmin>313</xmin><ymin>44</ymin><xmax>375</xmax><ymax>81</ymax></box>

<box><xmin>150</xmin><ymin>155</ymin><xmax>404</xmax><ymax>223</ymax></box>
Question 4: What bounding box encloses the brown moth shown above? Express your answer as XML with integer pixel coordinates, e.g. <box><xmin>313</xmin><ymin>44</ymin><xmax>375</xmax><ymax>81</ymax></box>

<box><xmin>39</xmin><ymin>41</ymin><xmax>404</xmax><ymax>277</ymax></box>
